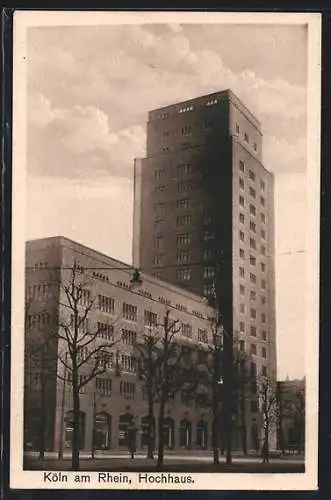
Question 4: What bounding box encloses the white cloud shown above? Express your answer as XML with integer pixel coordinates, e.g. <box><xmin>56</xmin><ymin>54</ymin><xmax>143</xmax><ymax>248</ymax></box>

<box><xmin>264</xmin><ymin>136</ymin><xmax>306</xmax><ymax>174</ymax></box>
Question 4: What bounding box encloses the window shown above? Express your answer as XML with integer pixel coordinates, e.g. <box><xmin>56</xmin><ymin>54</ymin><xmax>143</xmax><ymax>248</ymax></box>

<box><xmin>120</xmin><ymin>381</ymin><xmax>135</xmax><ymax>399</ymax></box>
<box><xmin>261</xmin><ymin>229</ymin><xmax>266</xmax><ymax>240</ymax></box>
<box><xmin>244</xmin><ymin>133</ymin><xmax>249</xmax><ymax>143</ymax></box>
<box><xmin>176</xmin><ymin>268</ymin><xmax>192</xmax><ymax>281</ymax></box>
<box><xmin>155</xmin><ymin>186</ymin><xmax>165</xmax><ymax>197</ymax></box>
<box><xmin>249</xmin><ymin>169</ymin><xmax>255</xmax><ymax>181</ymax></box>
<box><xmin>253</xmin><ymin>142</ymin><xmax>257</xmax><ymax>152</ymax></box>
<box><xmin>262</xmin><ymin>365</ymin><xmax>267</xmax><ymax>376</ymax></box>
<box><xmin>249</xmin><ymin>204</ymin><xmax>256</xmax><ymax>216</ymax></box>
<box><xmin>204</xmin><ymin>230</ymin><xmax>214</xmax><ymax>241</ymax></box>
<box><xmin>121</xmin><ymin>329</ymin><xmax>137</xmax><ymax>345</ymax></box>
<box><xmin>154</xmin><ymin>168</ymin><xmax>165</xmax><ymax>180</ymax></box>
<box><xmin>204</xmin><ymin>283</ymin><xmax>214</xmax><ymax>296</ymax></box>
<box><xmin>239</xmin><ymin>248</ymin><xmax>245</xmax><ymax>259</ymax></box>
<box><xmin>236</xmin><ymin>124</ymin><xmax>240</xmax><ymax>134</ymax></box>
<box><xmin>250</xmin><ymin>255</ymin><xmax>256</xmax><ymax>266</ymax></box>
<box><xmin>251</xmin><ymin>344</ymin><xmax>257</xmax><ymax>355</ymax></box>
<box><xmin>203</xmin><ymin>247</ymin><xmax>214</xmax><ymax>261</ymax></box>
<box><xmin>261</xmin><ymin>313</ymin><xmax>266</xmax><ymax>323</ymax></box>
<box><xmin>239</xmin><ymin>340</ymin><xmax>245</xmax><ymax>352</ymax></box>
<box><xmin>250</xmin><ymin>273</ymin><xmax>257</xmax><ymax>284</ymax></box>
<box><xmin>250</xmin><ymin>325</ymin><xmax>257</xmax><ymax>337</ymax></box>
<box><xmin>181</xmin><ymin>322</ymin><xmax>192</xmax><ymax>338</ymax></box>
<box><xmin>261</xmin><ymin>262</ymin><xmax>266</xmax><ymax>272</ymax></box>
<box><xmin>239</xmin><ymin>230</ymin><xmax>245</xmax><ymax>242</ymax></box>
<box><xmin>250</xmin><ymin>308</ymin><xmax>257</xmax><ymax>319</ymax></box>
<box><xmin>198</xmin><ymin>328</ymin><xmax>208</xmax><ymax>343</ymax></box>
<box><xmin>239</xmin><ymin>195</ymin><xmax>245</xmax><ymax>207</ymax></box>
<box><xmin>250</xmin><ymin>290</ymin><xmax>256</xmax><ymax>301</ymax></box>
<box><xmin>260</xmin><ymin>179</ymin><xmax>265</xmax><ymax>191</ymax></box>
<box><xmin>261</xmin><ymin>213</ymin><xmax>266</xmax><ymax>224</ymax></box>
<box><xmin>249</xmin><ymin>187</ymin><xmax>256</xmax><ymax>198</ymax></box>
<box><xmin>144</xmin><ymin>310</ymin><xmax>158</xmax><ymax>327</ymax></box>
<box><xmin>260</xmin><ymin>196</ymin><xmax>266</xmax><ymax>206</ymax></box>
<box><xmin>261</xmin><ymin>245</ymin><xmax>266</xmax><ymax>255</ymax></box>
<box><xmin>262</xmin><ymin>347</ymin><xmax>267</xmax><ymax>359</ymax></box>
<box><xmin>154</xmin><ymin>202</ymin><xmax>165</xmax><ymax>217</ymax></box>
<box><xmin>177</xmin><ymin>163</ymin><xmax>192</xmax><ymax>176</ymax></box>
<box><xmin>98</xmin><ymin>295</ymin><xmax>115</xmax><ymax>314</ymax></box>
<box><xmin>154</xmin><ymin>219</ymin><xmax>164</xmax><ymax>232</ymax></box>
<box><xmin>77</xmin><ymin>346</ymin><xmax>88</xmax><ymax>362</ymax></box>
<box><xmin>261</xmin><ymin>280</ymin><xmax>266</xmax><ymax>290</ymax></box>
<box><xmin>123</xmin><ymin>303</ymin><xmax>137</xmax><ymax>321</ymax></box>
<box><xmin>78</xmin><ymin>289</ymin><xmax>91</xmax><ymax>307</ymax></box>
<box><xmin>177</xmin><ymin>198</ymin><xmax>190</xmax><ymax>210</ymax></box>
<box><xmin>204</xmin><ymin>266</ymin><xmax>215</xmax><ymax>278</ymax></box>
<box><xmin>240</xmin><ymin>303</ymin><xmax>245</xmax><ymax>314</ymax></box>
<box><xmin>262</xmin><ymin>330</ymin><xmax>267</xmax><ymax>341</ymax></box>
<box><xmin>239</xmin><ymin>160</ymin><xmax>245</xmax><ymax>172</ymax></box>
<box><xmin>240</xmin><ymin>321</ymin><xmax>245</xmax><ymax>332</ymax></box>
<box><xmin>261</xmin><ymin>296</ymin><xmax>266</xmax><ymax>305</ymax></box>
<box><xmin>121</xmin><ymin>354</ymin><xmax>136</xmax><ymax>373</ymax></box>
<box><xmin>96</xmin><ymin>378</ymin><xmax>112</xmax><ymax>396</ymax></box>
<box><xmin>98</xmin><ymin>322</ymin><xmax>114</xmax><ymax>341</ymax></box>
<box><xmin>177</xmin><ymin>215</ymin><xmax>193</xmax><ymax>227</ymax></box>
<box><xmin>250</xmin><ymin>238</ymin><xmax>256</xmax><ymax>249</ymax></box>
<box><xmin>153</xmin><ymin>254</ymin><xmax>163</xmax><ymax>265</ymax></box>
<box><xmin>177</xmin><ymin>233</ymin><xmax>191</xmax><ymax>246</ymax></box>
<box><xmin>239</xmin><ymin>177</ymin><xmax>245</xmax><ymax>189</ymax></box>
<box><xmin>177</xmin><ymin>251</ymin><xmax>191</xmax><ymax>263</ymax></box>
<box><xmin>154</xmin><ymin>236</ymin><xmax>163</xmax><ymax>249</ymax></box>
<box><xmin>249</xmin><ymin>221</ymin><xmax>256</xmax><ymax>233</ymax></box>
<box><xmin>153</xmin><ymin>271</ymin><xmax>162</xmax><ymax>279</ymax></box>
<box><xmin>177</xmin><ymin>181</ymin><xmax>193</xmax><ymax>193</ymax></box>
<box><xmin>240</xmin><ymin>285</ymin><xmax>245</xmax><ymax>296</ymax></box>
<box><xmin>239</xmin><ymin>267</ymin><xmax>245</xmax><ymax>278</ymax></box>
<box><xmin>181</xmin><ymin>125</ymin><xmax>192</xmax><ymax>136</ymax></box>
<box><xmin>239</xmin><ymin>213</ymin><xmax>245</xmax><ymax>224</ymax></box>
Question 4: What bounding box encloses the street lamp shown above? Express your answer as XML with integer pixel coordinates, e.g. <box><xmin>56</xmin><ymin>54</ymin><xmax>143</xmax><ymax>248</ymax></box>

<box><xmin>130</xmin><ymin>269</ymin><xmax>143</xmax><ymax>288</ymax></box>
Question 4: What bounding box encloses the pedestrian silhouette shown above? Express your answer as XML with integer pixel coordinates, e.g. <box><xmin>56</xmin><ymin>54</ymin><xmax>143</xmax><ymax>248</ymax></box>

<box><xmin>127</xmin><ymin>422</ymin><xmax>137</xmax><ymax>459</ymax></box>
<box><xmin>262</xmin><ymin>438</ymin><xmax>269</xmax><ymax>464</ymax></box>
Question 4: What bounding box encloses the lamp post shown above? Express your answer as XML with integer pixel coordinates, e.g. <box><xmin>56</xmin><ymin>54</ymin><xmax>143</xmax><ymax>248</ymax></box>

<box><xmin>58</xmin><ymin>352</ymin><xmax>68</xmax><ymax>460</ymax></box>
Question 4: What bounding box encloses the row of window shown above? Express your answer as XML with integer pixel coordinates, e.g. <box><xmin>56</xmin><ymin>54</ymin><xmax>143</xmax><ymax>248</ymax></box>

<box><xmin>239</xmin><ymin>307</ymin><xmax>267</xmax><ymax>322</ymax></box>
<box><xmin>26</xmin><ymin>284</ymin><xmax>52</xmax><ymax>300</ymax></box>
<box><xmin>239</xmin><ymin>321</ymin><xmax>268</xmax><ymax>340</ymax></box>
<box><xmin>239</xmin><ymin>161</ymin><xmax>266</xmax><ymax>190</ymax></box>
<box><xmin>26</xmin><ymin>312</ymin><xmax>51</xmax><ymax>328</ymax></box>
<box><xmin>239</xmin><ymin>284</ymin><xmax>267</xmax><ymax>302</ymax></box>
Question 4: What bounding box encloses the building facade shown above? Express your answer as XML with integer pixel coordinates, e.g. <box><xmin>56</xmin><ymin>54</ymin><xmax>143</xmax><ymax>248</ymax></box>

<box><xmin>277</xmin><ymin>379</ymin><xmax>305</xmax><ymax>453</ymax></box>
<box><xmin>132</xmin><ymin>90</ymin><xmax>277</xmax><ymax>448</ymax></box>
<box><xmin>24</xmin><ymin>236</ymin><xmax>220</xmax><ymax>454</ymax></box>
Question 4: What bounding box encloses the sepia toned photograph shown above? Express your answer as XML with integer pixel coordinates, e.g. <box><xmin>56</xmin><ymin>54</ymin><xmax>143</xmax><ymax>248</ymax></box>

<box><xmin>10</xmin><ymin>10</ymin><xmax>320</xmax><ymax>490</ymax></box>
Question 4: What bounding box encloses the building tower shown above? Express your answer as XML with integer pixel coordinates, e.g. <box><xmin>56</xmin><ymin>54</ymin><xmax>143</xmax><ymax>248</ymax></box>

<box><xmin>133</xmin><ymin>89</ymin><xmax>277</xmax><ymax>449</ymax></box>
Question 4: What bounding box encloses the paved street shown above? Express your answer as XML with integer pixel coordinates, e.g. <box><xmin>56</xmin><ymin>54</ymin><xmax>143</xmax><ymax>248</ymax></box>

<box><xmin>24</xmin><ymin>451</ymin><xmax>305</xmax><ymax>473</ymax></box>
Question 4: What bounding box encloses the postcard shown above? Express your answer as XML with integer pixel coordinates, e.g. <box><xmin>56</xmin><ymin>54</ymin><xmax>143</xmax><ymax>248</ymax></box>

<box><xmin>10</xmin><ymin>10</ymin><xmax>320</xmax><ymax>490</ymax></box>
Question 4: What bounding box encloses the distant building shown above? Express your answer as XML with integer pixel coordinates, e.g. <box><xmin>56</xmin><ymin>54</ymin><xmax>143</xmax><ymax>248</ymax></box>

<box><xmin>277</xmin><ymin>378</ymin><xmax>305</xmax><ymax>453</ymax></box>
<box><xmin>24</xmin><ymin>236</ymin><xmax>218</xmax><ymax>453</ymax></box>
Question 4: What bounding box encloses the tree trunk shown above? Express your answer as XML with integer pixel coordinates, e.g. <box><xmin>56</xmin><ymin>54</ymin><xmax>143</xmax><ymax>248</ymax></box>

<box><xmin>71</xmin><ymin>374</ymin><xmax>81</xmax><ymax>471</ymax></box>
<box><xmin>156</xmin><ymin>396</ymin><xmax>165</xmax><ymax>469</ymax></box>
<box><xmin>147</xmin><ymin>392</ymin><xmax>154</xmax><ymax>459</ymax></box>
<box><xmin>240</xmin><ymin>395</ymin><xmax>247</xmax><ymax>455</ymax></box>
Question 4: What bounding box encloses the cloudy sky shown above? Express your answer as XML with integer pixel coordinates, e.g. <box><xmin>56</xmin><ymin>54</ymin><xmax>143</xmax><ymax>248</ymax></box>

<box><xmin>25</xmin><ymin>21</ymin><xmax>308</xmax><ymax>380</ymax></box>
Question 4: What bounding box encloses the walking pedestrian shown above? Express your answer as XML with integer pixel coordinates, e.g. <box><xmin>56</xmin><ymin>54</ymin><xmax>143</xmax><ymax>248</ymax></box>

<box><xmin>262</xmin><ymin>439</ymin><xmax>269</xmax><ymax>464</ymax></box>
<box><xmin>127</xmin><ymin>421</ymin><xmax>137</xmax><ymax>459</ymax></box>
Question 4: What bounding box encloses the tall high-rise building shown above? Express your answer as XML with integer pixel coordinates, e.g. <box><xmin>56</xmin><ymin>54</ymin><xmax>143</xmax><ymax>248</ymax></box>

<box><xmin>133</xmin><ymin>89</ymin><xmax>277</xmax><ymax>387</ymax></box>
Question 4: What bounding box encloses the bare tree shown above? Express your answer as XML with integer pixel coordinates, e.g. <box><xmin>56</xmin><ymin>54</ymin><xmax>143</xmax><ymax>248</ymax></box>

<box><xmin>258</xmin><ymin>375</ymin><xmax>278</xmax><ymax>463</ymax></box>
<box><xmin>55</xmin><ymin>262</ymin><xmax>120</xmax><ymax>470</ymax></box>
<box><xmin>135</xmin><ymin>309</ymin><xmax>197</xmax><ymax>469</ymax></box>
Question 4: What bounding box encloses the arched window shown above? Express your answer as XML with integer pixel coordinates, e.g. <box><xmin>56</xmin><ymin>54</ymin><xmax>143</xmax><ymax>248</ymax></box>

<box><xmin>64</xmin><ymin>410</ymin><xmax>86</xmax><ymax>449</ymax></box>
<box><xmin>163</xmin><ymin>417</ymin><xmax>175</xmax><ymax>449</ymax></box>
<box><xmin>94</xmin><ymin>412</ymin><xmax>111</xmax><ymax>450</ymax></box>
<box><xmin>179</xmin><ymin>419</ymin><xmax>192</xmax><ymax>449</ymax></box>
<box><xmin>196</xmin><ymin>420</ymin><xmax>208</xmax><ymax>449</ymax></box>
<box><xmin>118</xmin><ymin>413</ymin><xmax>134</xmax><ymax>447</ymax></box>
<box><xmin>141</xmin><ymin>415</ymin><xmax>155</xmax><ymax>449</ymax></box>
